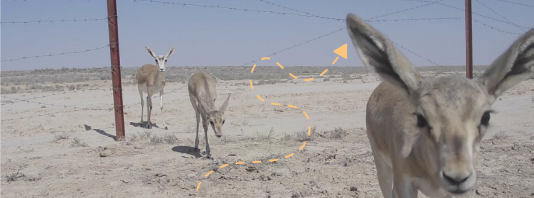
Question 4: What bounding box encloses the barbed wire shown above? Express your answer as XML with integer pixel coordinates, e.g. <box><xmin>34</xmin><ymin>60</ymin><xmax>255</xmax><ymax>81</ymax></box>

<box><xmin>241</xmin><ymin>2</ymin><xmax>446</xmax><ymax>66</ymax></box>
<box><xmin>495</xmin><ymin>0</ymin><xmax>534</xmax><ymax>8</ymax></box>
<box><xmin>240</xmin><ymin>27</ymin><xmax>345</xmax><ymax>66</ymax></box>
<box><xmin>258</xmin><ymin>0</ymin><xmax>313</xmax><ymax>16</ymax></box>
<box><xmin>1</xmin><ymin>84</ymin><xmax>187</xmax><ymax>121</ymax></box>
<box><xmin>406</xmin><ymin>0</ymin><xmax>533</xmax><ymax>29</ymax></box>
<box><xmin>475</xmin><ymin>0</ymin><xmax>527</xmax><ymax>32</ymax></box>
<box><xmin>368</xmin><ymin>17</ymin><xmax>463</xmax><ymax>22</ymax></box>
<box><xmin>472</xmin><ymin>19</ymin><xmax>522</xmax><ymax>35</ymax></box>
<box><xmin>1</xmin><ymin>88</ymin><xmax>109</xmax><ymax>105</ymax></box>
<box><xmin>0</xmin><ymin>16</ymin><xmax>110</xmax><ymax>24</ymax></box>
<box><xmin>133</xmin><ymin>0</ymin><xmax>346</xmax><ymax>22</ymax></box>
<box><xmin>1</xmin><ymin>0</ymin><xmax>94</xmax><ymax>2</ymax></box>
<box><xmin>391</xmin><ymin>41</ymin><xmax>441</xmax><ymax>66</ymax></box>
<box><xmin>1</xmin><ymin>44</ymin><xmax>110</xmax><ymax>63</ymax></box>
<box><xmin>369</xmin><ymin>0</ymin><xmax>444</xmax><ymax>20</ymax></box>
<box><xmin>2</xmin><ymin>95</ymin><xmax>112</xmax><ymax>111</ymax></box>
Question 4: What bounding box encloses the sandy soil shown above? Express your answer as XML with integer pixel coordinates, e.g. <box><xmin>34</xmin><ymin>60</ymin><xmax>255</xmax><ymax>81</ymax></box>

<box><xmin>1</xmin><ymin>69</ymin><xmax>534</xmax><ymax>198</ymax></box>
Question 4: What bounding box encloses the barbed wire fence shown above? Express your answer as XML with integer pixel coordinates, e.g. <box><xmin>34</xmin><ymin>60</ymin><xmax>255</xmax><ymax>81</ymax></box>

<box><xmin>1</xmin><ymin>0</ymin><xmax>530</xmax><ymax>124</ymax></box>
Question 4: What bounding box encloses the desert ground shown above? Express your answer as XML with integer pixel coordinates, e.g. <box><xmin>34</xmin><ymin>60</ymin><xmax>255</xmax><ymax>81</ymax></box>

<box><xmin>1</xmin><ymin>66</ymin><xmax>533</xmax><ymax>198</ymax></box>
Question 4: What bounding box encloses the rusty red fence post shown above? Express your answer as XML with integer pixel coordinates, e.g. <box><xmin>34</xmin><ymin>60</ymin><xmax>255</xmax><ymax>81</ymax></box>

<box><xmin>107</xmin><ymin>0</ymin><xmax>125</xmax><ymax>141</ymax></box>
<box><xmin>465</xmin><ymin>0</ymin><xmax>473</xmax><ymax>79</ymax></box>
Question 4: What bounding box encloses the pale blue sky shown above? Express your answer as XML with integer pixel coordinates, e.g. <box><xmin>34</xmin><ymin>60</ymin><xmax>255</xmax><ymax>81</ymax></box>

<box><xmin>1</xmin><ymin>0</ymin><xmax>532</xmax><ymax>71</ymax></box>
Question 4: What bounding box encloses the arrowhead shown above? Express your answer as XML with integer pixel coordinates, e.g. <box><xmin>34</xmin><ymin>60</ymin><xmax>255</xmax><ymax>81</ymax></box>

<box><xmin>334</xmin><ymin>44</ymin><xmax>347</xmax><ymax>59</ymax></box>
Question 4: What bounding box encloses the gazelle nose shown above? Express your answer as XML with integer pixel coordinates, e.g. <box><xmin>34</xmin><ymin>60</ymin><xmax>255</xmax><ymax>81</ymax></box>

<box><xmin>443</xmin><ymin>172</ymin><xmax>470</xmax><ymax>185</ymax></box>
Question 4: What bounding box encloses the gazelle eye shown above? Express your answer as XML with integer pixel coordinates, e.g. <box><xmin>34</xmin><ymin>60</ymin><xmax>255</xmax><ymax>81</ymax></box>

<box><xmin>222</xmin><ymin>120</ymin><xmax>225</xmax><ymax>124</ymax></box>
<box><xmin>481</xmin><ymin>111</ymin><xmax>491</xmax><ymax>126</ymax></box>
<box><xmin>209</xmin><ymin>121</ymin><xmax>214</xmax><ymax>125</ymax></box>
<box><xmin>416</xmin><ymin>114</ymin><xmax>428</xmax><ymax>128</ymax></box>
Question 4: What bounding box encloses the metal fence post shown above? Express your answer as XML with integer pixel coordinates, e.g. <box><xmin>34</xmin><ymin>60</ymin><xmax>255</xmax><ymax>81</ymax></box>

<box><xmin>465</xmin><ymin>0</ymin><xmax>473</xmax><ymax>79</ymax></box>
<box><xmin>107</xmin><ymin>0</ymin><xmax>125</xmax><ymax>141</ymax></box>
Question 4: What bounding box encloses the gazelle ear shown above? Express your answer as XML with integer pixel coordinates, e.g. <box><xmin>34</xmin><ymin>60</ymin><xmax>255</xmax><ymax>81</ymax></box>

<box><xmin>145</xmin><ymin>46</ymin><xmax>157</xmax><ymax>58</ymax></box>
<box><xmin>346</xmin><ymin>13</ymin><xmax>421</xmax><ymax>97</ymax></box>
<box><xmin>199</xmin><ymin>99</ymin><xmax>212</xmax><ymax>112</ymax></box>
<box><xmin>220</xmin><ymin>94</ymin><xmax>231</xmax><ymax>112</ymax></box>
<box><xmin>478</xmin><ymin>29</ymin><xmax>534</xmax><ymax>100</ymax></box>
<box><xmin>166</xmin><ymin>46</ymin><xmax>176</xmax><ymax>58</ymax></box>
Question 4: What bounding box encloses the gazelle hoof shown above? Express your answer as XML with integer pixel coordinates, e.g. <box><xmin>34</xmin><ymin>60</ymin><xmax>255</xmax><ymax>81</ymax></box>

<box><xmin>144</xmin><ymin>123</ymin><xmax>152</xmax><ymax>129</ymax></box>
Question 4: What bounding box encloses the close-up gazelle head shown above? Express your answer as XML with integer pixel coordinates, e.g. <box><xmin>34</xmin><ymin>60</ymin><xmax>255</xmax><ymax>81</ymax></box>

<box><xmin>346</xmin><ymin>13</ymin><xmax>533</xmax><ymax>197</ymax></box>
<box><xmin>145</xmin><ymin>46</ymin><xmax>175</xmax><ymax>72</ymax></box>
<box><xmin>199</xmin><ymin>94</ymin><xmax>231</xmax><ymax>138</ymax></box>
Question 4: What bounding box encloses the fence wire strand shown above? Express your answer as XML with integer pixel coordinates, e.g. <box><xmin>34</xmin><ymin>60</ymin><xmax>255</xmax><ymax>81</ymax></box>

<box><xmin>495</xmin><ymin>0</ymin><xmax>534</xmax><ymax>8</ymax></box>
<box><xmin>406</xmin><ymin>0</ymin><xmax>533</xmax><ymax>29</ymax></box>
<box><xmin>1</xmin><ymin>44</ymin><xmax>110</xmax><ymax>62</ymax></box>
<box><xmin>475</xmin><ymin>0</ymin><xmax>527</xmax><ymax>32</ymax></box>
<box><xmin>241</xmin><ymin>1</ymin><xmax>446</xmax><ymax>66</ymax></box>
<box><xmin>0</xmin><ymin>16</ymin><xmax>110</xmax><ymax>24</ymax></box>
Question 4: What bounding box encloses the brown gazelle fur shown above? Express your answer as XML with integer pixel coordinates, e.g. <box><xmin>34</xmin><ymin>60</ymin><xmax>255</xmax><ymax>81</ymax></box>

<box><xmin>136</xmin><ymin>46</ymin><xmax>175</xmax><ymax>129</ymax></box>
<box><xmin>346</xmin><ymin>13</ymin><xmax>534</xmax><ymax>198</ymax></box>
<box><xmin>188</xmin><ymin>72</ymin><xmax>231</xmax><ymax>158</ymax></box>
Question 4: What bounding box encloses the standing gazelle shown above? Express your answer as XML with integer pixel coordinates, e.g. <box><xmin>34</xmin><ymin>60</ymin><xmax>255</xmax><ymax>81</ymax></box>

<box><xmin>346</xmin><ymin>14</ymin><xmax>533</xmax><ymax>198</ymax></box>
<box><xmin>136</xmin><ymin>46</ymin><xmax>175</xmax><ymax>129</ymax></box>
<box><xmin>188</xmin><ymin>72</ymin><xmax>230</xmax><ymax>158</ymax></box>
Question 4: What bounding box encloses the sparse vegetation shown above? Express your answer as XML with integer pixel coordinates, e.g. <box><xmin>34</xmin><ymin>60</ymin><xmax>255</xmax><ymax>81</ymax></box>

<box><xmin>329</xmin><ymin>127</ymin><xmax>348</xmax><ymax>139</ymax></box>
<box><xmin>70</xmin><ymin>137</ymin><xmax>89</xmax><ymax>147</ymax></box>
<box><xmin>493</xmin><ymin>131</ymin><xmax>509</xmax><ymax>140</ymax></box>
<box><xmin>4</xmin><ymin>172</ymin><xmax>25</xmax><ymax>182</ymax></box>
<box><xmin>54</xmin><ymin>133</ymin><xmax>70</xmax><ymax>142</ymax></box>
<box><xmin>295</xmin><ymin>126</ymin><xmax>316</xmax><ymax>142</ymax></box>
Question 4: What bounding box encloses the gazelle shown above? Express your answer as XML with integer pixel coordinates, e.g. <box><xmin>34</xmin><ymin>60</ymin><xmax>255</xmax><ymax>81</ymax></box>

<box><xmin>346</xmin><ymin>13</ymin><xmax>533</xmax><ymax>198</ymax></box>
<box><xmin>136</xmin><ymin>46</ymin><xmax>175</xmax><ymax>129</ymax></box>
<box><xmin>188</xmin><ymin>72</ymin><xmax>230</xmax><ymax>158</ymax></box>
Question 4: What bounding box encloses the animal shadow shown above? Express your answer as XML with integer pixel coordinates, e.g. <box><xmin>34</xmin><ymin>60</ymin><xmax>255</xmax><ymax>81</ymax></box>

<box><xmin>84</xmin><ymin>124</ymin><xmax>116</xmax><ymax>140</ymax></box>
<box><xmin>129</xmin><ymin>121</ymin><xmax>165</xmax><ymax>129</ymax></box>
<box><xmin>172</xmin><ymin>146</ymin><xmax>202</xmax><ymax>158</ymax></box>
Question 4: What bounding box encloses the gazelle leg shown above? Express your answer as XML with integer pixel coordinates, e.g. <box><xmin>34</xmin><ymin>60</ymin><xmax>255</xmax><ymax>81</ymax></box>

<box><xmin>138</xmin><ymin>86</ymin><xmax>144</xmax><ymax>125</ymax></box>
<box><xmin>189</xmin><ymin>96</ymin><xmax>200</xmax><ymax>151</ymax></box>
<box><xmin>160</xmin><ymin>90</ymin><xmax>167</xmax><ymax>129</ymax></box>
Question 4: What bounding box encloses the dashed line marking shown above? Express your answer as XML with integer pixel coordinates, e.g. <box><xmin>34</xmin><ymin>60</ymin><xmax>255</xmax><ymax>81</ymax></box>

<box><xmin>320</xmin><ymin>69</ymin><xmax>328</xmax><ymax>76</ymax></box>
<box><xmin>332</xmin><ymin>57</ymin><xmax>339</xmax><ymax>64</ymax></box>
<box><xmin>276</xmin><ymin>62</ymin><xmax>284</xmax><ymax>69</ymax></box>
<box><xmin>251</xmin><ymin>64</ymin><xmax>256</xmax><ymax>73</ymax></box>
<box><xmin>205</xmin><ymin>171</ymin><xmax>213</xmax><ymax>177</ymax></box>
<box><xmin>196</xmin><ymin>59</ymin><xmax>323</xmax><ymax>192</ymax></box>
<box><xmin>300</xmin><ymin>142</ymin><xmax>307</xmax><ymax>150</ymax></box>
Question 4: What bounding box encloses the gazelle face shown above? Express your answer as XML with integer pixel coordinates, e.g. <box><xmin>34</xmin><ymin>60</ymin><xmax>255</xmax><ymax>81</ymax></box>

<box><xmin>346</xmin><ymin>13</ymin><xmax>534</xmax><ymax>197</ymax></box>
<box><xmin>145</xmin><ymin>46</ymin><xmax>175</xmax><ymax>72</ymax></box>
<box><xmin>207</xmin><ymin>111</ymin><xmax>226</xmax><ymax>138</ymax></box>
<box><xmin>155</xmin><ymin>55</ymin><xmax>167</xmax><ymax>72</ymax></box>
<box><xmin>413</xmin><ymin>76</ymin><xmax>492</xmax><ymax>195</ymax></box>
